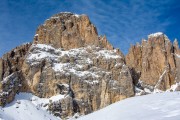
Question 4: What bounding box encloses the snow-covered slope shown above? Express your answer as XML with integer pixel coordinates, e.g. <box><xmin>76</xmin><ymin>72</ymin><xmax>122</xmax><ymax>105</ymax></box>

<box><xmin>0</xmin><ymin>92</ymin><xmax>180</xmax><ymax>120</ymax></box>
<box><xmin>0</xmin><ymin>93</ymin><xmax>61</xmax><ymax>120</ymax></box>
<box><xmin>78</xmin><ymin>92</ymin><xmax>180</xmax><ymax>120</ymax></box>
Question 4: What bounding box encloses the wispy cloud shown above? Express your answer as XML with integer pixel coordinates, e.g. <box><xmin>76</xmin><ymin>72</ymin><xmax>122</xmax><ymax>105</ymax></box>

<box><xmin>68</xmin><ymin>0</ymin><xmax>176</xmax><ymax>53</ymax></box>
<box><xmin>0</xmin><ymin>0</ymin><xmax>179</xmax><ymax>56</ymax></box>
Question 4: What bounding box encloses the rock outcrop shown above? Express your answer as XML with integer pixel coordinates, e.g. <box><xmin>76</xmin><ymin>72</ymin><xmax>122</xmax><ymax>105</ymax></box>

<box><xmin>33</xmin><ymin>12</ymin><xmax>114</xmax><ymax>50</ymax></box>
<box><xmin>0</xmin><ymin>12</ymin><xmax>134</xmax><ymax>119</ymax></box>
<box><xmin>0</xmin><ymin>43</ymin><xmax>31</xmax><ymax>106</ymax></box>
<box><xmin>126</xmin><ymin>32</ymin><xmax>180</xmax><ymax>94</ymax></box>
<box><xmin>1</xmin><ymin>12</ymin><xmax>180</xmax><ymax>119</ymax></box>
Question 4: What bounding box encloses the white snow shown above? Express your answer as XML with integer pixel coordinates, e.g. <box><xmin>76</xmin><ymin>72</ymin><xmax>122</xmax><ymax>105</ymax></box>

<box><xmin>96</xmin><ymin>50</ymin><xmax>121</xmax><ymax>59</ymax></box>
<box><xmin>148</xmin><ymin>32</ymin><xmax>164</xmax><ymax>38</ymax></box>
<box><xmin>50</xmin><ymin>16</ymin><xmax>59</xmax><ymax>19</ymax></box>
<box><xmin>60</xmin><ymin>83</ymin><xmax>69</xmax><ymax>88</ymax></box>
<box><xmin>53</xmin><ymin>63</ymin><xmax>99</xmax><ymax>78</ymax></box>
<box><xmin>167</xmin><ymin>82</ymin><xmax>180</xmax><ymax>92</ymax></box>
<box><xmin>175</xmin><ymin>53</ymin><xmax>180</xmax><ymax>58</ymax></box>
<box><xmin>58</xmin><ymin>12</ymin><xmax>81</xmax><ymax>18</ymax></box>
<box><xmin>34</xmin><ymin>34</ymin><xmax>38</xmax><ymax>37</ymax></box>
<box><xmin>1</xmin><ymin>89</ymin><xmax>180</xmax><ymax>120</ymax></box>
<box><xmin>135</xmin><ymin>87</ymin><xmax>145</xmax><ymax>96</ymax></box>
<box><xmin>69</xmin><ymin>68</ymin><xmax>99</xmax><ymax>78</ymax></box>
<box><xmin>53</xmin><ymin>63</ymin><xmax>70</xmax><ymax>73</ymax></box>
<box><xmin>27</xmin><ymin>44</ymin><xmax>121</xmax><ymax>79</ymax></box>
<box><xmin>22</xmin><ymin>42</ymin><xmax>31</xmax><ymax>45</ymax></box>
<box><xmin>84</xmin><ymin>80</ymin><xmax>99</xmax><ymax>84</ymax></box>
<box><xmin>154</xmin><ymin>89</ymin><xmax>163</xmax><ymax>93</ymax></box>
<box><xmin>27</xmin><ymin>44</ymin><xmax>58</xmax><ymax>62</ymax></box>
<box><xmin>48</xmin><ymin>94</ymin><xmax>65</xmax><ymax>102</ymax></box>
<box><xmin>144</xmin><ymin>88</ymin><xmax>152</xmax><ymax>93</ymax></box>
<box><xmin>0</xmin><ymin>93</ymin><xmax>64</xmax><ymax>120</ymax></box>
<box><xmin>114</xmin><ymin>63</ymin><xmax>122</xmax><ymax>67</ymax></box>
<box><xmin>27</xmin><ymin>44</ymin><xmax>89</xmax><ymax>63</ymax></box>
<box><xmin>78</xmin><ymin>92</ymin><xmax>180</xmax><ymax>120</ymax></box>
<box><xmin>73</xmin><ymin>14</ymin><xmax>80</xmax><ymax>17</ymax></box>
<box><xmin>35</xmin><ymin>44</ymin><xmax>55</xmax><ymax>50</ymax></box>
<box><xmin>27</xmin><ymin>44</ymin><xmax>121</xmax><ymax>63</ymax></box>
<box><xmin>1</xmin><ymin>73</ymin><xmax>14</xmax><ymax>84</ymax></box>
<box><xmin>154</xmin><ymin>70</ymin><xmax>167</xmax><ymax>92</ymax></box>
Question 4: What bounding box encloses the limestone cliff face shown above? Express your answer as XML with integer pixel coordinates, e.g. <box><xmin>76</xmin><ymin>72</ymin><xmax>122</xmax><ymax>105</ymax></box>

<box><xmin>0</xmin><ymin>43</ymin><xmax>31</xmax><ymax>105</ymax></box>
<box><xmin>126</xmin><ymin>32</ymin><xmax>180</xmax><ymax>93</ymax></box>
<box><xmin>173</xmin><ymin>39</ymin><xmax>180</xmax><ymax>91</ymax></box>
<box><xmin>33</xmin><ymin>12</ymin><xmax>113</xmax><ymax>50</ymax></box>
<box><xmin>0</xmin><ymin>12</ymin><xmax>134</xmax><ymax>119</ymax></box>
<box><xmin>1</xmin><ymin>12</ymin><xmax>179</xmax><ymax>119</ymax></box>
<box><xmin>22</xmin><ymin>44</ymin><xmax>134</xmax><ymax>118</ymax></box>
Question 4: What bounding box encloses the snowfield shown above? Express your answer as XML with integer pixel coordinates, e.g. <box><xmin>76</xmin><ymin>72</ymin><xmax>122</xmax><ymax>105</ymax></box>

<box><xmin>0</xmin><ymin>92</ymin><xmax>180</xmax><ymax>120</ymax></box>
<box><xmin>78</xmin><ymin>92</ymin><xmax>180</xmax><ymax>120</ymax></box>
<box><xmin>0</xmin><ymin>93</ymin><xmax>61</xmax><ymax>120</ymax></box>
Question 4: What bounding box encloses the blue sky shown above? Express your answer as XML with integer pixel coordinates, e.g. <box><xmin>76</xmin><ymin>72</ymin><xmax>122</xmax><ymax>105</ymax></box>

<box><xmin>0</xmin><ymin>0</ymin><xmax>180</xmax><ymax>56</ymax></box>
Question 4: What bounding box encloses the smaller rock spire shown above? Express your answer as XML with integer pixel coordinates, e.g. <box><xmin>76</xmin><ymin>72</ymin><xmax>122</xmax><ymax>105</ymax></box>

<box><xmin>173</xmin><ymin>38</ymin><xmax>180</xmax><ymax>54</ymax></box>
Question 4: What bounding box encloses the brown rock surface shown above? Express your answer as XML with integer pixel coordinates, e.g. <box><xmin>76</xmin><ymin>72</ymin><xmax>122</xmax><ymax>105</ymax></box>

<box><xmin>126</xmin><ymin>33</ymin><xmax>180</xmax><ymax>92</ymax></box>
<box><xmin>1</xmin><ymin>13</ymin><xmax>180</xmax><ymax>119</ymax></box>
<box><xmin>33</xmin><ymin>12</ymin><xmax>113</xmax><ymax>50</ymax></box>
<box><xmin>0</xmin><ymin>12</ymin><xmax>134</xmax><ymax>119</ymax></box>
<box><xmin>22</xmin><ymin>44</ymin><xmax>134</xmax><ymax>118</ymax></box>
<box><xmin>174</xmin><ymin>39</ymin><xmax>180</xmax><ymax>84</ymax></box>
<box><xmin>0</xmin><ymin>43</ymin><xmax>31</xmax><ymax>106</ymax></box>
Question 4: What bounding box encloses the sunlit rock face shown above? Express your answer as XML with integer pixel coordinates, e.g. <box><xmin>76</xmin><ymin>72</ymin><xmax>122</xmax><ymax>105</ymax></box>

<box><xmin>0</xmin><ymin>43</ymin><xmax>32</xmax><ymax>106</ymax></box>
<box><xmin>33</xmin><ymin>12</ymin><xmax>114</xmax><ymax>50</ymax></box>
<box><xmin>21</xmin><ymin>43</ymin><xmax>134</xmax><ymax>118</ymax></box>
<box><xmin>126</xmin><ymin>32</ymin><xmax>180</xmax><ymax>94</ymax></box>
<box><xmin>1</xmin><ymin>12</ymin><xmax>180</xmax><ymax>119</ymax></box>
<box><xmin>0</xmin><ymin>12</ymin><xmax>134</xmax><ymax>119</ymax></box>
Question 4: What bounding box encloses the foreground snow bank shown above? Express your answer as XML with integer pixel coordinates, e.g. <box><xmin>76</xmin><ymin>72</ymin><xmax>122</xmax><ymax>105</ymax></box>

<box><xmin>0</xmin><ymin>92</ymin><xmax>180</xmax><ymax>120</ymax></box>
<box><xmin>0</xmin><ymin>93</ymin><xmax>60</xmax><ymax>120</ymax></box>
<box><xmin>78</xmin><ymin>92</ymin><xmax>180</xmax><ymax>120</ymax></box>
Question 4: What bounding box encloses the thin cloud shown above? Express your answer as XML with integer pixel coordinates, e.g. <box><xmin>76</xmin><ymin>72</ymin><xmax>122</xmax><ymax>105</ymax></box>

<box><xmin>0</xmin><ymin>0</ymin><xmax>178</xmax><ymax>56</ymax></box>
<box><xmin>70</xmin><ymin>0</ymin><xmax>175</xmax><ymax>53</ymax></box>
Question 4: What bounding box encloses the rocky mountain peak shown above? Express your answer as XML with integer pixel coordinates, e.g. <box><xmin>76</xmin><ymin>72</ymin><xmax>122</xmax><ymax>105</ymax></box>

<box><xmin>0</xmin><ymin>12</ymin><xmax>133</xmax><ymax>119</ymax></box>
<box><xmin>148</xmin><ymin>32</ymin><xmax>164</xmax><ymax>38</ymax></box>
<box><xmin>173</xmin><ymin>38</ymin><xmax>178</xmax><ymax>45</ymax></box>
<box><xmin>0</xmin><ymin>12</ymin><xmax>180</xmax><ymax>119</ymax></box>
<box><xmin>51</xmin><ymin>12</ymin><xmax>83</xmax><ymax>19</ymax></box>
<box><xmin>33</xmin><ymin>12</ymin><xmax>113</xmax><ymax>50</ymax></box>
<box><xmin>173</xmin><ymin>39</ymin><xmax>180</xmax><ymax>54</ymax></box>
<box><xmin>147</xmin><ymin>32</ymin><xmax>171</xmax><ymax>46</ymax></box>
<box><xmin>126</xmin><ymin>32</ymin><xmax>180</xmax><ymax>94</ymax></box>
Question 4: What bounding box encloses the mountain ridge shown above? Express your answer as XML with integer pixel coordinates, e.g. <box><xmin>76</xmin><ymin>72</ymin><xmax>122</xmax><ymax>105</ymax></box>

<box><xmin>0</xmin><ymin>12</ymin><xmax>180</xmax><ymax>119</ymax></box>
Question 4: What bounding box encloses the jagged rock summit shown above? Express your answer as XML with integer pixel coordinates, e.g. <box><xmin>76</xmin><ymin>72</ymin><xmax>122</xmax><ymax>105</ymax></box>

<box><xmin>0</xmin><ymin>12</ymin><xmax>180</xmax><ymax>119</ymax></box>
<box><xmin>34</xmin><ymin>12</ymin><xmax>114</xmax><ymax>50</ymax></box>
<box><xmin>0</xmin><ymin>12</ymin><xmax>133</xmax><ymax>119</ymax></box>
<box><xmin>126</xmin><ymin>32</ymin><xmax>180</xmax><ymax>94</ymax></box>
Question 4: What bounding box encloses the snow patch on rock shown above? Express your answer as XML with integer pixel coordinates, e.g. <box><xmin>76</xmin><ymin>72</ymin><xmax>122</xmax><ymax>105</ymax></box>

<box><xmin>26</xmin><ymin>44</ymin><xmax>122</xmax><ymax>79</ymax></box>
<box><xmin>167</xmin><ymin>82</ymin><xmax>180</xmax><ymax>92</ymax></box>
<box><xmin>96</xmin><ymin>50</ymin><xmax>121</xmax><ymax>59</ymax></box>
<box><xmin>148</xmin><ymin>32</ymin><xmax>164</xmax><ymax>38</ymax></box>
<box><xmin>175</xmin><ymin>54</ymin><xmax>180</xmax><ymax>58</ymax></box>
